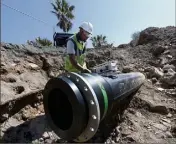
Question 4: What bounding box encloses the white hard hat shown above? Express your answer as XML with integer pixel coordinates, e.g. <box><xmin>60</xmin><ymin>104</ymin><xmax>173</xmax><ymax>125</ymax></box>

<box><xmin>79</xmin><ymin>22</ymin><xmax>93</xmax><ymax>35</ymax></box>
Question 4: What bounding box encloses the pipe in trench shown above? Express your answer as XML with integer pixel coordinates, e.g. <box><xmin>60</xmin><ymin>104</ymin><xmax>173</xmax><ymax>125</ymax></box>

<box><xmin>42</xmin><ymin>72</ymin><xmax>145</xmax><ymax>142</ymax></box>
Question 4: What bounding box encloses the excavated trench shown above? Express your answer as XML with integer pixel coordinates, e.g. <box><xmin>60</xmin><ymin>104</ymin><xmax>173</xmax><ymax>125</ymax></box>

<box><xmin>0</xmin><ymin>89</ymin><xmax>130</xmax><ymax>143</ymax></box>
<box><xmin>0</xmin><ymin>83</ymin><xmax>144</xmax><ymax>143</ymax></box>
<box><xmin>0</xmin><ymin>90</ymin><xmax>43</xmax><ymax>123</ymax></box>
<box><xmin>1</xmin><ymin>80</ymin><xmax>176</xmax><ymax>143</ymax></box>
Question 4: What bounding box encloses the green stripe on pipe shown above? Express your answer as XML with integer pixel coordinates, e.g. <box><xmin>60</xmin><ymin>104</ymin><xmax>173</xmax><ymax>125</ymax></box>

<box><xmin>97</xmin><ymin>82</ymin><xmax>108</xmax><ymax>120</ymax></box>
<box><xmin>84</xmin><ymin>74</ymin><xmax>108</xmax><ymax>120</ymax></box>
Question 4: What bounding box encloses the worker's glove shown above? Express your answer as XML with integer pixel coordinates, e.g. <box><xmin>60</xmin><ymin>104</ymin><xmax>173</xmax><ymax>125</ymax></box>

<box><xmin>82</xmin><ymin>68</ymin><xmax>92</xmax><ymax>73</ymax></box>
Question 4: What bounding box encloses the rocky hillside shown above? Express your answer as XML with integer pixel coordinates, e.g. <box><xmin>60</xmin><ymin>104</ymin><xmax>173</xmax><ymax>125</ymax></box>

<box><xmin>0</xmin><ymin>26</ymin><xmax>176</xmax><ymax>143</ymax></box>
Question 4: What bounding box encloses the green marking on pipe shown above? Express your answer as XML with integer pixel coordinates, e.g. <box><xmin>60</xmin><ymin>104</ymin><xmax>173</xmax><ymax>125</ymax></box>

<box><xmin>84</xmin><ymin>74</ymin><xmax>108</xmax><ymax>120</ymax></box>
<box><xmin>97</xmin><ymin>82</ymin><xmax>108</xmax><ymax>120</ymax></box>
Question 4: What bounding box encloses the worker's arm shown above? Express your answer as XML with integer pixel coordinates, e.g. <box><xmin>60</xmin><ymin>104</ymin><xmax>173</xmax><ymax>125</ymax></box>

<box><xmin>69</xmin><ymin>54</ymin><xmax>85</xmax><ymax>72</ymax></box>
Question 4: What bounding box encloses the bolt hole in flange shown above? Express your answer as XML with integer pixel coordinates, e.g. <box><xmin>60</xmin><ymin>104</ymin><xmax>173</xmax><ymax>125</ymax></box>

<box><xmin>84</xmin><ymin>86</ymin><xmax>88</xmax><ymax>91</ymax></box>
<box><xmin>92</xmin><ymin>115</ymin><xmax>97</xmax><ymax>119</ymax></box>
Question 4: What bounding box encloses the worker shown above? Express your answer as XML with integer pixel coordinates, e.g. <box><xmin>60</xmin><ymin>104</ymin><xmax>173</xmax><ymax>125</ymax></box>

<box><xmin>64</xmin><ymin>22</ymin><xmax>93</xmax><ymax>73</ymax></box>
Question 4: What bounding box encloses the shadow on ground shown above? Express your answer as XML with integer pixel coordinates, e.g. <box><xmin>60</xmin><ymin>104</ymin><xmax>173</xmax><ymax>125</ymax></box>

<box><xmin>1</xmin><ymin>92</ymin><xmax>136</xmax><ymax>143</ymax></box>
<box><xmin>1</xmin><ymin>115</ymin><xmax>53</xmax><ymax>143</ymax></box>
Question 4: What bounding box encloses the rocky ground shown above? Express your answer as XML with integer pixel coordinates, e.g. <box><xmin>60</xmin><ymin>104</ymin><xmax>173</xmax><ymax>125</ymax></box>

<box><xmin>0</xmin><ymin>26</ymin><xmax>176</xmax><ymax>143</ymax></box>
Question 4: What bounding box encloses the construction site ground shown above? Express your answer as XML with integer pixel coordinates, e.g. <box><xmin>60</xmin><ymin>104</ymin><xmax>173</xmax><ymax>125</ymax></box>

<box><xmin>0</xmin><ymin>26</ymin><xmax>176</xmax><ymax>143</ymax></box>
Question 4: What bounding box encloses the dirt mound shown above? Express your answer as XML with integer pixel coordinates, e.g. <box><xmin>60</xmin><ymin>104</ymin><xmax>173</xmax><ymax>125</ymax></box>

<box><xmin>0</xmin><ymin>26</ymin><xmax>176</xmax><ymax>143</ymax></box>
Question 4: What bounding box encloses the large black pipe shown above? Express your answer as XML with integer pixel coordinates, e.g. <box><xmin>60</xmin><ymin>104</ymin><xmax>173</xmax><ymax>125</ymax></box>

<box><xmin>43</xmin><ymin>72</ymin><xmax>145</xmax><ymax>142</ymax></box>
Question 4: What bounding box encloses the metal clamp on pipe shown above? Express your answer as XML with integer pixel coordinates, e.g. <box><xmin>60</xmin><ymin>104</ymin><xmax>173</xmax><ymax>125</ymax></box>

<box><xmin>43</xmin><ymin>72</ymin><xmax>145</xmax><ymax>142</ymax></box>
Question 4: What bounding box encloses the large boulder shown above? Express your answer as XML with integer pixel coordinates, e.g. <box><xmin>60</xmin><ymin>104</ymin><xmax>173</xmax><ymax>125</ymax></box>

<box><xmin>117</xmin><ymin>44</ymin><xmax>131</xmax><ymax>48</ymax></box>
<box><xmin>144</xmin><ymin>66</ymin><xmax>164</xmax><ymax>79</ymax></box>
<box><xmin>137</xmin><ymin>28</ymin><xmax>159</xmax><ymax>45</ymax></box>
<box><xmin>163</xmin><ymin>64</ymin><xmax>176</xmax><ymax>72</ymax></box>
<box><xmin>137</xmin><ymin>26</ymin><xmax>176</xmax><ymax>46</ymax></box>
<box><xmin>151</xmin><ymin>45</ymin><xmax>167</xmax><ymax>56</ymax></box>
<box><xmin>160</xmin><ymin>69</ymin><xmax>176</xmax><ymax>86</ymax></box>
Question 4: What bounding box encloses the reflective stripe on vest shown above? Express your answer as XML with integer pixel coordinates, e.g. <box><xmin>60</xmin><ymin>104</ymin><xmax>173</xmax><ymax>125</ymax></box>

<box><xmin>64</xmin><ymin>34</ymin><xmax>87</xmax><ymax>72</ymax></box>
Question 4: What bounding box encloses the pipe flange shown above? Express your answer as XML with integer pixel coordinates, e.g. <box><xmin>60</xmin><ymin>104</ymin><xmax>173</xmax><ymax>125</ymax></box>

<box><xmin>65</xmin><ymin>72</ymin><xmax>100</xmax><ymax>142</ymax></box>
